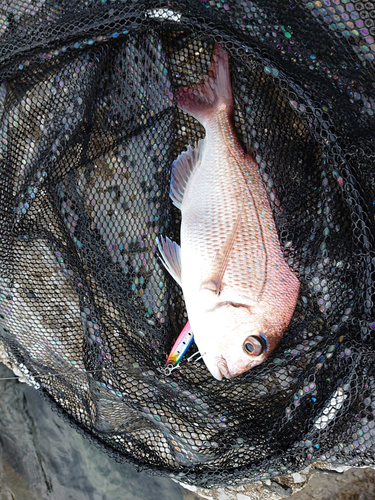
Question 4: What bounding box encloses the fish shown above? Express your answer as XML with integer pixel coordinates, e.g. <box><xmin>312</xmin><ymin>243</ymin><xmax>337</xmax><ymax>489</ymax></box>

<box><xmin>158</xmin><ymin>44</ymin><xmax>300</xmax><ymax>381</ymax></box>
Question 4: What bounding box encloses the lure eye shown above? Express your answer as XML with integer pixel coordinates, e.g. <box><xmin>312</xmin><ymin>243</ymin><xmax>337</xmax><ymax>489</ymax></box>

<box><xmin>243</xmin><ymin>335</ymin><xmax>266</xmax><ymax>356</ymax></box>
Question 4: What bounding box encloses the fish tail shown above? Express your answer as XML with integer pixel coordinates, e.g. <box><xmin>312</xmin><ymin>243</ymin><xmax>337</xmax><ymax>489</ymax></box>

<box><xmin>175</xmin><ymin>44</ymin><xmax>234</xmax><ymax>126</ymax></box>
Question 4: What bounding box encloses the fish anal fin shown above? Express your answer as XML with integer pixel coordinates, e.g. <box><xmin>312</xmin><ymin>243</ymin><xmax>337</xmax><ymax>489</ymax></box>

<box><xmin>170</xmin><ymin>140</ymin><xmax>204</xmax><ymax>210</ymax></box>
<box><xmin>157</xmin><ymin>236</ymin><xmax>182</xmax><ymax>287</ymax></box>
<box><xmin>202</xmin><ymin>204</ymin><xmax>244</xmax><ymax>296</ymax></box>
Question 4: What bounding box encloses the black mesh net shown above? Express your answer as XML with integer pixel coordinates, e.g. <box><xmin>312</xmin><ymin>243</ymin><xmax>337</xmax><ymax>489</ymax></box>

<box><xmin>1</xmin><ymin>0</ymin><xmax>375</xmax><ymax>489</ymax></box>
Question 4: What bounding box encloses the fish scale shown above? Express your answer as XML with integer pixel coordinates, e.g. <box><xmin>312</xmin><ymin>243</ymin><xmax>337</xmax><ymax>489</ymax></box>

<box><xmin>158</xmin><ymin>44</ymin><xmax>300</xmax><ymax>380</ymax></box>
<box><xmin>181</xmin><ymin>112</ymin><xmax>269</xmax><ymax>300</ymax></box>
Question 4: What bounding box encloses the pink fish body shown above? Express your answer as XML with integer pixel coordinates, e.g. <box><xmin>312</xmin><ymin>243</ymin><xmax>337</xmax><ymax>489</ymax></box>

<box><xmin>158</xmin><ymin>45</ymin><xmax>300</xmax><ymax>380</ymax></box>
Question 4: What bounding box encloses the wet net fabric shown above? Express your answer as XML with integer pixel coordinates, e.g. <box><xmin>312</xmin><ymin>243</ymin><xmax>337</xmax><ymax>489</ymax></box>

<box><xmin>1</xmin><ymin>0</ymin><xmax>375</xmax><ymax>489</ymax></box>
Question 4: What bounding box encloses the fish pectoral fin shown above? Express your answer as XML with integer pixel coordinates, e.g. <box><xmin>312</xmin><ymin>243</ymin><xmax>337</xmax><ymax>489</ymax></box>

<box><xmin>170</xmin><ymin>140</ymin><xmax>205</xmax><ymax>210</ymax></box>
<box><xmin>200</xmin><ymin>279</ymin><xmax>221</xmax><ymax>295</ymax></box>
<box><xmin>202</xmin><ymin>205</ymin><xmax>244</xmax><ymax>296</ymax></box>
<box><xmin>156</xmin><ymin>236</ymin><xmax>182</xmax><ymax>287</ymax></box>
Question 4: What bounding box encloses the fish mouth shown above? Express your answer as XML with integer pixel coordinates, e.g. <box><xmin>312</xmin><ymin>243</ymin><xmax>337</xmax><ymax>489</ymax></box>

<box><xmin>217</xmin><ymin>358</ymin><xmax>232</xmax><ymax>380</ymax></box>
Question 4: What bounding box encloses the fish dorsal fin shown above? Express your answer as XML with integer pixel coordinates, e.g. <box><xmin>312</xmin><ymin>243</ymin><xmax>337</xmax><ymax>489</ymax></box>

<box><xmin>201</xmin><ymin>203</ymin><xmax>244</xmax><ymax>295</ymax></box>
<box><xmin>170</xmin><ymin>140</ymin><xmax>204</xmax><ymax>210</ymax></box>
<box><xmin>157</xmin><ymin>236</ymin><xmax>182</xmax><ymax>287</ymax></box>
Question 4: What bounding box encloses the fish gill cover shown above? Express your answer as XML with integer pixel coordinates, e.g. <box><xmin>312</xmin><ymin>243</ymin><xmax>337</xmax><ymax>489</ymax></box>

<box><xmin>0</xmin><ymin>0</ymin><xmax>375</xmax><ymax>489</ymax></box>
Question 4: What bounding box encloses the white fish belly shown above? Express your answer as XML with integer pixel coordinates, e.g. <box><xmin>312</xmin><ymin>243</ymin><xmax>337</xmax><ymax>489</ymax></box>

<box><xmin>180</xmin><ymin>111</ymin><xmax>298</xmax><ymax>323</ymax></box>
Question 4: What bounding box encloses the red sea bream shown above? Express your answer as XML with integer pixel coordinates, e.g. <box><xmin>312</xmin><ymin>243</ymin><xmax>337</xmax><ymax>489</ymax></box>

<box><xmin>158</xmin><ymin>44</ymin><xmax>300</xmax><ymax>380</ymax></box>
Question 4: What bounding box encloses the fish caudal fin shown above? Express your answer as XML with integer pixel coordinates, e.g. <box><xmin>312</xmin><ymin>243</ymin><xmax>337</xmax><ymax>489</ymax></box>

<box><xmin>156</xmin><ymin>236</ymin><xmax>182</xmax><ymax>286</ymax></box>
<box><xmin>170</xmin><ymin>140</ymin><xmax>204</xmax><ymax>209</ymax></box>
<box><xmin>174</xmin><ymin>44</ymin><xmax>234</xmax><ymax>127</ymax></box>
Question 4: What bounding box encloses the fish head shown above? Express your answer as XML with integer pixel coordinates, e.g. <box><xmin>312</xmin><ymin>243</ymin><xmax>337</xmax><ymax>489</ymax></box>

<box><xmin>191</xmin><ymin>302</ymin><xmax>284</xmax><ymax>381</ymax></box>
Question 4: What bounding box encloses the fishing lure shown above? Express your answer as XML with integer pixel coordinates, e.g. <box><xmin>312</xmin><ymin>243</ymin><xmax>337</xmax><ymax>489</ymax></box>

<box><xmin>164</xmin><ymin>320</ymin><xmax>194</xmax><ymax>373</ymax></box>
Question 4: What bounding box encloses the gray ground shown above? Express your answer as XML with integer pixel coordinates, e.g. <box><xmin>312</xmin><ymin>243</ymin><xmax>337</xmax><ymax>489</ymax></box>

<box><xmin>0</xmin><ymin>358</ymin><xmax>374</xmax><ymax>500</ymax></box>
<box><xmin>0</xmin><ymin>362</ymin><xmax>201</xmax><ymax>500</ymax></box>
<box><xmin>290</xmin><ymin>468</ymin><xmax>375</xmax><ymax>500</ymax></box>
<box><xmin>191</xmin><ymin>467</ymin><xmax>375</xmax><ymax>500</ymax></box>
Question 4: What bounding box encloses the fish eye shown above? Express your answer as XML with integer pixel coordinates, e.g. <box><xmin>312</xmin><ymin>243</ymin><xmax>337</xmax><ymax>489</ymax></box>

<box><xmin>243</xmin><ymin>335</ymin><xmax>266</xmax><ymax>356</ymax></box>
